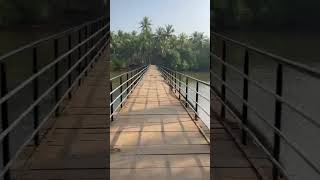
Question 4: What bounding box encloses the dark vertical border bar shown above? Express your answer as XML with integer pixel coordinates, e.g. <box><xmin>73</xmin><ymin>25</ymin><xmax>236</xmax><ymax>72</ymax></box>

<box><xmin>1</xmin><ymin>62</ymin><xmax>10</xmax><ymax>180</ymax></box>
<box><xmin>273</xmin><ymin>63</ymin><xmax>283</xmax><ymax>180</ymax></box>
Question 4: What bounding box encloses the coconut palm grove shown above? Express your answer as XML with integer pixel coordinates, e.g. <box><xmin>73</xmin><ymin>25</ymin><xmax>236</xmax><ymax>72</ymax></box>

<box><xmin>111</xmin><ymin>17</ymin><xmax>209</xmax><ymax>71</ymax></box>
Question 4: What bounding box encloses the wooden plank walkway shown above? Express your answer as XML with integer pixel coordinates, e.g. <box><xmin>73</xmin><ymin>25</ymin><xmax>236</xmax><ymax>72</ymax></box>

<box><xmin>110</xmin><ymin>66</ymin><xmax>210</xmax><ymax>180</ymax></box>
<box><xmin>15</xmin><ymin>56</ymin><xmax>109</xmax><ymax>180</ymax></box>
<box><xmin>14</xmin><ymin>63</ymin><xmax>261</xmax><ymax>180</ymax></box>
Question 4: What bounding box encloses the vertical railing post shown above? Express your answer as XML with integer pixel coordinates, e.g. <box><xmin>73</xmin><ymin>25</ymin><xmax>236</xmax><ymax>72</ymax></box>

<box><xmin>78</xmin><ymin>28</ymin><xmax>82</xmax><ymax>86</ymax></box>
<box><xmin>120</xmin><ymin>76</ymin><xmax>123</xmax><ymax>108</ymax></box>
<box><xmin>179</xmin><ymin>74</ymin><xmax>181</xmax><ymax>100</ymax></box>
<box><xmin>126</xmin><ymin>73</ymin><xmax>129</xmax><ymax>94</ymax></box>
<box><xmin>130</xmin><ymin>72</ymin><xmax>133</xmax><ymax>91</ymax></box>
<box><xmin>84</xmin><ymin>25</ymin><xmax>88</xmax><ymax>76</ymax></box>
<box><xmin>89</xmin><ymin>24</ymin><xmax>94</xmax><ymax>68</ymax></box>
<box><xmin>174</xmin><ymin>71</ymin><xmax>177</xmax><ymax>93</ymax></box>
<box><xmin>33</xmin><ymin>47</ymin><xmax>39</xmax><ymax>145</ymax></box>
<box><xmin>54</xmin><ymin>39</ymin><xmax>59</xmax><ymax>116</ymax></box>
<box><xmin>221</xmin><ymin>40</ymin><xmax>226</xmax><ymax>120</ymax></box>
<box><xmin>1</xmin><ymin>62</ymin><xmax>10</xmax><ymax>180</ymax></box>
<box><xmin>171</xmin><ymin>71</ymin><xmax>174</xmax><ymax>89</ymax></box>
<box><xmin>195</xmin><ymin>81</ymin><xmax>199</xmax><ymax>120</ymax></box>
<box><xmin>185</xmin><ymin>77</ymin><xmax>189</xmax><ymax>107</ymax></box>
<box><xmin>272</xmin><ymin>63</ymin><xmax>283</xmax><ymax>180</ymax></box>
<box><xmin>242</xmin><ymin>50</ymin><xmax>249</xmax><ymax>145</ymax></box>
<box><xmin>68</xmin><ymin>34</ymin><xmax>72</xmax><ymax>99</ymax></box>
<box><xmin>110</xmin><ymin>80</ymin><xmax>114</xmax><ymax>121</ymax></box>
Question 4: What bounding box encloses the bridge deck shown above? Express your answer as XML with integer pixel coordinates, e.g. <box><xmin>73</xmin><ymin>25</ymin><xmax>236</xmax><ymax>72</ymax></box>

<box><xmin>15</xmin><ymin>63</ymin><xmax>260</xmax><ymax>180</ymax></box>
<box><xmin>110</xmin><ymin>66</ymin><xmax>259</xmax><ymax>180</ymax></box>
<box><xmin>16</xmin><ymin>58</ymin><xmax>109</xmax><ymax>179</ymax></box>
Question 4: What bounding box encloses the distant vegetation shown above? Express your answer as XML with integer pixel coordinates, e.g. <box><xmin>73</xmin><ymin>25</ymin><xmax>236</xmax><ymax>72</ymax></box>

<box><xmin>111</xmin><ymin>17</ymin><xmax>209</xmax><ymax>71</ymax></box>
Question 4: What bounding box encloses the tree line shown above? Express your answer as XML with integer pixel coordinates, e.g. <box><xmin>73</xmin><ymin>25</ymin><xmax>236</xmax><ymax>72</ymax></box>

<box><xmin>111</xmin><ymin>17</ymin><xmax>209</xmax><ymax>71</ymax></box>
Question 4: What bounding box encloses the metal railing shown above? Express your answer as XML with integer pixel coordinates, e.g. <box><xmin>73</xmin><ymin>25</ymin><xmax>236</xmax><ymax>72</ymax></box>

<box><xmin>211</xmin><ymin>32</ymin><xmax>320</xmax><ymax>180</ymax></box>
<box><xmin>0</xmin><ymin>17</ymin><xmax>109</xmax><ymax>179</ymax></box>
<box><xmin>110</xmin><ymin>66</ymin><xmax>148</xmax><ymax>121</ymax></box>
<box><xmin>158</xmin><ymin>66</ymin><xmax>210</xmax><ymax>128</ymax></box>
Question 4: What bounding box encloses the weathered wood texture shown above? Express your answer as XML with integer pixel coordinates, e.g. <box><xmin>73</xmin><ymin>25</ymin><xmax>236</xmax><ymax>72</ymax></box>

<box><xmin>12</xmin><ymin>63</ymin><xmax>260</xmax><ymax>180</ymax></box>
<box><xmin>13</xmin><ymin>51</ymin><xmax>110</xmax><ymax>180</ymax></box>
<box><xmin>111</xmin><ymin>66</ymin><xmax>258</xmax><ymax>180</ymax></box>
<box><xmin>111</xmin><ymin>66</ymin><xmax>210</xmax><ymax>180</ymax></box>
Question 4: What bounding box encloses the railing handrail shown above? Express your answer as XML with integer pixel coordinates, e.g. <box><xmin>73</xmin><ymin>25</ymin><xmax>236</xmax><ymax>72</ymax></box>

<box><xmin>0</xmin><ymin>16</ymin><xmax>107</xmax><ymax>63</ymax></box>
<box><xmin>110</xmin><ymin>66</ymin><xmax>146</xmax><ymax>81</ymax></box>
<box><xmin>0</xmin><ymin>17</ymin><xmax>110</xmax><ymax>178</ymax></box>
<box><xmin>110</xmin><ymin>66</ymin><xmax>147</xmax><ymax>95</ymax></box>
<box><xmin>158</xmin><ymin>66</ymin><xmax>210</xmax><ymax>128</ymax></box>
<box><xmin>210</xmin><ymin>69</ymin><xmax>320</xmax><ymax>177</ymax></box>
<box><xmin>160</xmin><ymin>66</ymin><xmax>210</xmax><ymax>86</ymax></box>
<box><xmin>211</xmin><ymin>32</ymin><xmax>320</xmax><ymax>179</ymax></box>
<box><xmin>109</xmin><ymin>66</ymin><xmax>148</xmax><ymax>120</ymax></box>
<box><xmin>211</xmin><ymin>53</ymin><xmax>320</xmax><ymax>129</ymax></box>
<box><xmin>160</xmin><ymin>67</ymin><xmax>210</xmax><ymax>102</ymax></box>
<box><xmin>0</xmin><ymin>23</ymin><xmax>110</xmax><ymax>106</ymax></box>
<box><xmin>212</xmin><ymin>32</ymin><xmax>320</xmax><ymax>78</ymax></box>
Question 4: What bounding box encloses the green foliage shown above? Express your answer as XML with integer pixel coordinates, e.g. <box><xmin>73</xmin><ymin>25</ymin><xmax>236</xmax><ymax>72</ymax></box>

<box><xmin>111</xmin><ymin>17</ymin><xmax>209</xmax><ymax>71</ymax></box>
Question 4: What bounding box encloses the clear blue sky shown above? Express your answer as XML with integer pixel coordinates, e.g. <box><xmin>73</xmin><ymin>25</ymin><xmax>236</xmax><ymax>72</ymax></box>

<box><xmin>111</xmin><ymin>0</ymin><xmax>210</xmax><ymax>36</ymax></box>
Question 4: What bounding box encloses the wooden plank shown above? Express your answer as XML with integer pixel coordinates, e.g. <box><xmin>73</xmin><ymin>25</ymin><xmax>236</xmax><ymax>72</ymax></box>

<box><xmin>111</xmin><ymin>66</ymin><xmax>211</xmax><ymax>180</ymax></box>
<box><xmin>17</xmin><ymin>56</ymin><xmax>109</xmax><ymax>179</ymax></box>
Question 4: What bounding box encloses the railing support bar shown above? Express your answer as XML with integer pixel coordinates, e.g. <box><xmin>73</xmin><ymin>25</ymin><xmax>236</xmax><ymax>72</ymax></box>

<box><xmin>195</xmin><ymin>81</ymin><xmax>199</xmax><ymax>120</ymax></box>
<box><xmin>54</xmin><ymin>39</ymin><xmax>59</xmax><ymax>116</ymax></box>
<box><xmin>185</xmin><ymin>77</ymin><xmax>188</xmax><ymax>107</ymax></box>
<box><xmin>242</xmin><ymin>50</ymin><xmax>249</xmax><ymax>145</ymax></box>
<box><xmin>1</xmin><ymin>63</ymin><xmax>10</xmax><ymax>180</ymax></box>
<box><xmin>221</xmin><ymin>40</ymin><xmax>226</xmax><ymax>120</ymax></box>
<box><xmin>120</xmin><ymin>76</ymin><xmax>123</xmax><ymax>108</ymax></box>
<box><xmin>68</xmin><ymin>34</ymin><xmax>72</xmax><ymax>99</ymax></box>
<box><xmin>110</xmin><ymin>80</ymin><xmax>114</xmax><ymax>121</ymax></box>
<box><xmin>33</xmin><ymin>47</ymin><xmax>40</xmax><ymax>145</ymax></box>
<box><xmin>273</xmin><ymin>63</ymin><xmax>283</xmax><ymax>180</ymax></box>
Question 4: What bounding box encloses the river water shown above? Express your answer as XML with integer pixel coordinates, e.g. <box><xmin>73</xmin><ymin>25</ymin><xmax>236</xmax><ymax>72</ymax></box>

<box><xmin>214</xmin><ymin>31</ymin><xmax>320</xmax><ymax>180</ymax></box>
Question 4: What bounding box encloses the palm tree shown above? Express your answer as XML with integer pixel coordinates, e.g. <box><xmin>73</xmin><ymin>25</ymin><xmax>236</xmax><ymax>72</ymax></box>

<box><xmin>190</xmin><ymin>32</ymin><xmax>205</xmax><ymax>49</ymax></box>
<box><xmin>164</xmin><ymin>24</ymin><xmax>174</xmax><ymax>39</ymax></box>
<box><xmin>139</xmin><ymin>16</ymin><xmax>152</xmax><ymax>33</ymax></box>
<box><xmin>139</xmin><ymin>17</ymin><xmax>153</xmax><ymax>64</ymax></box>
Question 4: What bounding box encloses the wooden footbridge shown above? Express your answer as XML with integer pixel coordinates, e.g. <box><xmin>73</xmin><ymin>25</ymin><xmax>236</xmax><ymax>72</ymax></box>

<box><xmin>1</xmin><ymin>17</ymin><xmax>320</xmax><ymax>180</ymax></box>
